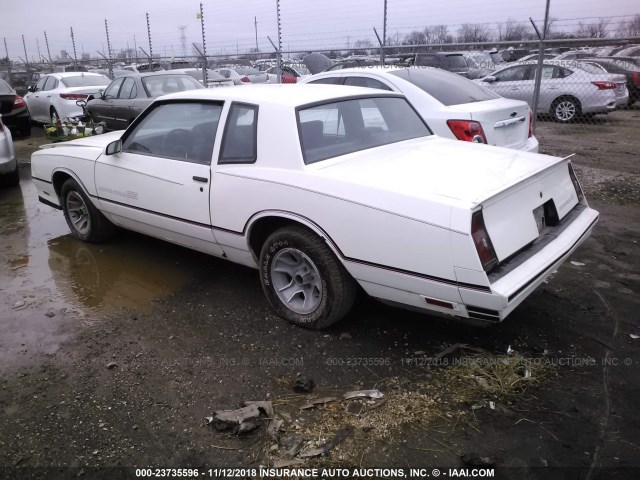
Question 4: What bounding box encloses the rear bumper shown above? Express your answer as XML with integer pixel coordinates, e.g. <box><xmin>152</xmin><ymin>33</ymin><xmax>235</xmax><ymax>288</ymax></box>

<box><xmin>516</xmin><ymin>136</ymin><xmax>539</xmax><ymax>153</ymax></box>
<box><xmin>459</xmin><ymin>203</ymin><xmax>598</xmax><ymax>321</ymax></box>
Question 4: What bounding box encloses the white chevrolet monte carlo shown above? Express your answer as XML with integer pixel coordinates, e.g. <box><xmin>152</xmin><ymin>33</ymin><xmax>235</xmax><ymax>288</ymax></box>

<box><xmin>31</xmin><ymin>84</ymin><xmax>598</xmax><ymax>329</ymax></box>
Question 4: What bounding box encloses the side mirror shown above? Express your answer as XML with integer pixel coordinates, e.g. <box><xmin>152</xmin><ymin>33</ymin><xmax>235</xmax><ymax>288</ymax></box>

<box><xmin>28</xmin><ymin>85</ymin><xmax>37</xmax><ymax>93</ymax></box>
<box><xmin>105</xmin><ymin>139</ymin><xmax>122</xmax><ymax>156</ymax></box>
<box><xmin>483</xmin><ymin>76</ymin><xmax>497</xmax><ymax>83</ymax></box>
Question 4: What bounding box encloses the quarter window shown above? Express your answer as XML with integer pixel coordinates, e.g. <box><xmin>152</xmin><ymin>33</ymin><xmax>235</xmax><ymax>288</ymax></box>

<box><xmin>219</xmin><ymin>104</ymin><xmax>258</xmax><ymax>164</ymax></box>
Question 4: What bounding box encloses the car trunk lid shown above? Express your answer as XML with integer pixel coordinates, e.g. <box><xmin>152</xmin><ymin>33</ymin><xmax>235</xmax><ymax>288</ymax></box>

<box><xmin>447</xmin><ymin>97</ymin><xmax>530</xmax><ymax>149</ymax></box>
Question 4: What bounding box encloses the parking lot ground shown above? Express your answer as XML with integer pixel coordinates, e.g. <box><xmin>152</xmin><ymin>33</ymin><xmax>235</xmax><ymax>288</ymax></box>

<box><xmin>0</xmin><ymin>113</ymin><xmax>639</xmax><ymax>478</ymax></box>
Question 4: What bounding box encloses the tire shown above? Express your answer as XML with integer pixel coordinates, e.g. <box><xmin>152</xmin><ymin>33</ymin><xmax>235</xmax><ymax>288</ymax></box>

<box><xmin>61</xmin><ymin>178</ymin><xmax>115</xmax><ymax>243</ymax></box>
<box><xmin>259</xmin><ymin>226</ymin><xmax>357</xmax><ymax>329</ymax></box>
<box><xmin>1</xmin><ymin>163</ymin><xmax>20</xmax><ymax>187</ymax></box>
<box><xmin>551</xmin><ymin>96</ymin><xmax>581</xmax><ymax>123</ymax></box>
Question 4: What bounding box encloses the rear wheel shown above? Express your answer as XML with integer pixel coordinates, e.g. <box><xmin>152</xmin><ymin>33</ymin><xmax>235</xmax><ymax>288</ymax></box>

<box><xmin>61</xmin><ymin>178</ymin><xmax>115</xmax><ymax>242</ymax></box>
<box><xmin>259</xmin><ymin>226</ymin><xmax>357</xmax><ymax>329</ymax></box>
<box><xmin>551</xmin><ymin>96</ymin><xmax>581</xmax><ymax>123</ymax></box>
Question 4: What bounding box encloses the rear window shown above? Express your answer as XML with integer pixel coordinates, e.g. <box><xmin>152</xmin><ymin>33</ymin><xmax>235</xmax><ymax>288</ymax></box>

<box><xmin>389</xmin><ymin>68</ymin><xmax>500</xmax><ymax>106</ymax></box>
<box><xmin>142</xmin><ymin>75</ymin><xmax>204</xmax><ymax>97</ymax></box>
<box><xmin>61</xmin><ymin>75</ymin><xmax>111</xmax><ymax>87</ymax></box>
<box><xmin>445</xmin><ymin>55</ymin><xmax>468</xmax><ymax>69</ymax></box>
<box><xmin>0</xmin><ymin>79</ymin><xmax>13</xmax><ymax>94</ymax></box>
<box><xmin>297</xmin><ymin>96</ymin><xmax>430</xmax><ymax>165</ymax></box>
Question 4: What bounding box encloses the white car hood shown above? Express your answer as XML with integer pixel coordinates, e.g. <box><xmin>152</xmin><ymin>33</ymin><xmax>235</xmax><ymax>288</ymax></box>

<box><xmin>310</xmin><ymin>136</ymin><xmax>562</xmax><ymax>206</ymax></box>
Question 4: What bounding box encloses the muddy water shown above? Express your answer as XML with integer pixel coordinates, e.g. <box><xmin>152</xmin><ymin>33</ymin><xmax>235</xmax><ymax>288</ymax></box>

<box><xmin>0</xmin><ymin>171</ymin><xmax>201</xmax><ymax>369</ymax></box>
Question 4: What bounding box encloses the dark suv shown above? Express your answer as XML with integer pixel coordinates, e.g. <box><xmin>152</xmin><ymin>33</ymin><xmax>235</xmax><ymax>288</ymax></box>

<box><xmin>413</xmin><ymin>52</ymin><xmax>470</xmax><ymax>77</ymax></box>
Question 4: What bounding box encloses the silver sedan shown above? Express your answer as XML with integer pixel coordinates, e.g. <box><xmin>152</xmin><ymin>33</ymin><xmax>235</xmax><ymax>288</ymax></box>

<box><xmin>477</xmin><ymin>61</ymin><xmax>628</xmax><ymax>122</ymax></box>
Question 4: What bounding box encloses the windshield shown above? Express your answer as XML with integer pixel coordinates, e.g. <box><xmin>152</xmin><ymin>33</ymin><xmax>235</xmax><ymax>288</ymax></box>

<box><xmin>61</xmin><ymin>75</ymin><xmax>111</xmax><ymax>87</ymax></box>
<box><xmin>445</xmin><ymin>55</ymin><xmax>468</xmax><ymax>68</ymax></box>
<box><xmin>297</xmin><ymin>96</ymin><xmax>431</xmax><ymax>165</ymax></box>
<box><xmin>390</xmin><ymin>68</ymin><xmax>500</xmax><ymax>106</ymax></box>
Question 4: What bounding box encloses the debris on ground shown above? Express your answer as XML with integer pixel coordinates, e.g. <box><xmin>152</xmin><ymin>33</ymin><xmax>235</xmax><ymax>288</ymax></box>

<box><xmin>273</xmin><ymin>458</ymin><xmax>305</xmax><ymax>468</ymax></box>
<box><xmin>299</xmin><ymin>427</ymin><xmax>354</xmax><ymax>458</ymax></box>
<box><xmin>206</xmin><ymin>401</ymin><xmax>272</xmax><ymax>434</ymax></box>
<box><xmin>461</xmin><ymin>452</ymin><xmax>496</xmax><ymax>467</ymax></box>
<box><xmin>339</xmin><ymin>332</ymin><xmax>352</xmax><ymax>340</ymax></box>
<box><xmin>433</xmin><ymin>343</ymin><xmax>487</xmax><ymax>361</ymax></box>
<box><xmin>630</xmin><ymin>334</ymin><xmax>639</xmax><ymax>340</ymax></box>
<box><xmin>343</xmin><ymin>389</ymin><xmax>384</xmax><ymax>400</ymax></box>
<box><xmin>570</xmin><ymin>261</ymin><xmax>586</xmax><ymax>266</ymax></box>
<box><xmin>281</xmin><ymin>435</ymin><xmax>305</xmax><ymax>457</ymax></box>
<box><xmin>300</xmin><ymin>397</ymin><xmax>339</xmax><ymax>410</ymax></box>
<box><xmin>292</xmin><ymin>374</ymin><xmax>315</xmax><ymax>393</ymax></box>
<box><xmin>106</xmin><ymin>362</ymin><xmax>118</xmax><ymax>369</ymax></box>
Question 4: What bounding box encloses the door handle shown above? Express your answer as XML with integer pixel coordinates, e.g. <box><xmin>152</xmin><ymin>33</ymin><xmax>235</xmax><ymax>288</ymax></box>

<box><xmin>192</xmin><ymin>176</ymin><xmax>208</xmax><ymax>183</ymax></box>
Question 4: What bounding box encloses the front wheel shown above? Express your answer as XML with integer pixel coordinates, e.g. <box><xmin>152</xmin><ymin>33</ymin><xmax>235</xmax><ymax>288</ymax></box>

<box><xmin>61</xmin><ymin>178</ymin><xmax>115</xmax><ymax>242</ymax></box>
<box><xmin>259</xmin><ymin>226</ymin><xmax>357</xmax><ymax>329</ymax></box>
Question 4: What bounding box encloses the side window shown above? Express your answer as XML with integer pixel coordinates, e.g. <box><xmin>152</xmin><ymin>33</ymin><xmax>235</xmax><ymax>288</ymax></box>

<box><xmin>35</xmin><ymin>77</ymin><xmax>47</xmax><ymax>91</ymax></box>
<box><xmin>43</xmin><ymin>76</ymin><xmax>58</xmax><ymax>91</ymax></box>
<box><xmin>104</xmin><ymin>78</ymin><xmax>124</xmax><ymax>99</ymax></box>
<box><xmin>343</xmin><ymin>76</ymin><xmax>393</xmax><ymax>91</ymax></box>
<box><xmin>118</xmin><ymin>77</ymin><xmax>136</xmax><ymax>99</ymax></box>
<box><xmin>494</xmin><ymin>66</ymin><xmax>529</xmax><ymax>82</ymax></box>
<box><xmin>308</xmin><ymin>77</ymin><xmax>340</xmax><ymax>85</ymax></box>
<box><xmin>219</xmin><ymin>103</ymin><xmax>258</xmax><ymax>164</ymax></box>
<box><xmin>122</xmin><ymin>102</ymin><xmax>222</xmax><ymax>165</ymax></box>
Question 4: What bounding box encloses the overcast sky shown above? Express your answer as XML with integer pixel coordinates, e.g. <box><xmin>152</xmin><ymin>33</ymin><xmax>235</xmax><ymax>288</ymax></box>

<box><xmin>2</xmin><ymin>0</ymin><xmax>639</xmax><ymax>61</ymax></box>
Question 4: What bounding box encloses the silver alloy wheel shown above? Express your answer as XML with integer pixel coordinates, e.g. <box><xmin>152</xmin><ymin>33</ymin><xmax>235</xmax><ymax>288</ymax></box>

<box><xmin>271</xmin><ymin>248</ymin><xmax>323</xmax><ymax>314</ymax></box>
<box><xmin>66</xmin><ymin>191</ymin><xmax>91</xmax><ymax>235</ymax></box>
<box><xmin>555</xmin><ymin>101</ymin><xmax>576</xmax><ymax>121</ymax></box>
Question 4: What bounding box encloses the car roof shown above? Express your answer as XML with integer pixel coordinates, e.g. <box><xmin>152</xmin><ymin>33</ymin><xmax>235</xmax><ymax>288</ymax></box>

<box><xmin>161</xmin><ymin>83</ymin><xmax>402</xmax><ymax>106</ymax></box>
<box><xmin>48</xmin><ymin>71</ymin><xmax>108</xmax><ymax>79</ymax></box>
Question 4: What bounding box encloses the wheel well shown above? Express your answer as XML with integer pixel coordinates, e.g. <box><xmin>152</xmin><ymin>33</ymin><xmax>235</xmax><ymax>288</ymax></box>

<box><xmin>52</xmin><ymin>171</ymin><xmax>72</xmax><ymax>200</ymax></box>
<box><xmin>248</xmin><ymin>216</ymin><xmax>319</xmax><ymax>259</ymax></box>
<box><xmin>552</xmin><ymin>95</ymin><xmax>581</xmax><ymax>110</ymax></box>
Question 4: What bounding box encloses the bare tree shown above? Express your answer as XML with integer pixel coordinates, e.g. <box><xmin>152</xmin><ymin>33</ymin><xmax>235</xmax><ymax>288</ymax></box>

<box><xmin>351</xmin><ymin>39</ymin><xmax>374</xmax><ymax>55</ymax></box>
<box><xmin>403</xmin><ymin>30</ymin><xmax>427</xmax><ymax>45</ymax></box>
<box><xmin>576</xmin><ymin>18</ymin><xmax>610</xmax><ymax>38</ymax></box>
<box><xmin>503</xmin><ymin>17</ymin><xmax>530</xmax><ymax>41</ymax></box>
<box><xmin>622</xmin><ymin>14</ymin><xmax>640</xmax><ymax>37</ymax></box>
<box><xmin>432</xmin><ymin>25</ymin><xmax>453</xmax><ymax>44</ymax></box>
<box><xmin>457</xmin><ymin>23</ymin><xmax>492</xmax><ymax>43</ymax></box>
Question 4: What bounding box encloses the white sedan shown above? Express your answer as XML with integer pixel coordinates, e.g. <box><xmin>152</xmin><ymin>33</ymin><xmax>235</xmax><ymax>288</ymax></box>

<box><xmin>0</xmin><ymin>116</ymin><xmax>18</xmax><ymax>187</ymax></box>
<box><xmin>301</xmin><ymin>67</ymin><xmax>539</xmax><ymax>153</ymax></box>
<box><xmin>31</xmin><ymin>85</ymin><xmax>598</xmax><ymax>329</ymax></box>
<box><xmin>24</xmin><ymin>72</ymin><xmax>111</xmax><ymax>123</ymax></box>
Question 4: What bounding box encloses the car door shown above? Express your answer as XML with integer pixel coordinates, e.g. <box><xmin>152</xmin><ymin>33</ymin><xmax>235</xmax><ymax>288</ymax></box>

<box><xmin>90</xmin><ymin>78</ymin><xmax>124</xmax><ymax>128</ymax></box>
<box><xmin>95</xmin><ymin>101</ymin><xmax>225</xmax><ymax>256</ymax></box>
<box><xmin>24</xmin><ymin>76</ymin><xmax>48</xmax><ymax>121</ymax></box>
<box><xmin>486</xmin><ymin>66</ymin><xmax>534</xmax><ymax>105</ymax></box>
<box><xmin>111</xmin><ymin>76</ymin><xmax>137</xmax><ymax>130</ymax></box>
<box><xmin>536</xmin><ymin>65</ymin><xmax>567</xmax><ymax>112</ymax></box>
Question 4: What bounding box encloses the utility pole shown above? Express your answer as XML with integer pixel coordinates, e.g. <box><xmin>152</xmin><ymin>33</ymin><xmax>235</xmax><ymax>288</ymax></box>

<box><xmin>146</xmin><ymin>12</ymin><xmax>153</xmax><ymax>71</ymax></box>
<box><xmin>44</xmin><ymin>31</ymin><xmax>52</xmax><ymax>63</ymax></box>
<box><xmin>22</xmin><ymin>35</ymin><xmax>29</xmax><ymax>70</ymax></box>
<box><xmin>382</xmin><ymin>0</ymin><xmax>388</xmax><ymax>64</ymax></box>
<box><xmin>70</xmin><ymin>27</ymin><xmax>78</xmax><ymax>67</ymax></box>
<box><xmin>275</xmin><ymin>0</ymin><xmax>283</xmax><ymax>82</ymax></box>
<box><xmin>36</xmin><ymin>38</ymin><xmax>42</xmax><ymax>65</ymax></box>
<box><xmin>198</xmin><ymin>3</ymin><xmax>208</xmax><ymax>86</ymax></box>
<box><xmin>3</xmin><ymin>38</ymin><xmax>11</xmax><ymax>75</ymax></box>
<box><xmin>530</xmin><ymin>0</ymin><xmax>551</xmax><ymax>134</ymax></box>
<box><xmin>254</xmin><ymin>16</ymin><xmax>259</xmax><ymax>52</ymax></box>
<box><xmin>105</xmin><ymin>19</ymin><xmax>113</xmax><ymax>79</ymax></box>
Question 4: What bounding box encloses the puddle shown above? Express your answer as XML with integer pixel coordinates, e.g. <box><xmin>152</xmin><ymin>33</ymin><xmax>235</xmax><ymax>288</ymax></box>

<box><xmin>0</xmin><ymin>174</ymin><xmax>204</xmax><ymax>369</ymax></box>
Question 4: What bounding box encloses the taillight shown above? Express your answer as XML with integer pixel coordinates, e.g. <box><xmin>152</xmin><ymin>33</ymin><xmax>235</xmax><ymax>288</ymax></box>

<box><xmin>240</xmin><ymin>76</ymin><xmax>250</xmax><ymax>83</ymax></box>
<box><xmin>633</xmin><ymin>72</ymin><xmax>639</xmax><ymax>87</ymax></box>
<box><xmin>528</xmin><ymin>111</ymin><xmax>533</xmax><ymax>138</ymax></box>
<box><xmin>567</xmin><ymin>163</ymin><xmax>584</xmax><ymax>202</ymax></box>
<box><xmin>59</xmin><ymin>93</ymin><xmax>88</xmax><ymax>100</ymax></box>
<box><xmin>447</xmin><ymin>120</ymin><xmax>487</xmax><ymax>143</ymax></box>
<box><xmin>591</xmin><ymin>81</ymin><xmax>616</xmax><ymax>90</ymax></box>
<box><xmin>282</xmin><ymin>74</ymin><xmax>297</xmax><ymax>84</ymax></box>
<box><xmin>471</xmin><ymin>210</ymin><xmax>498</xmax><ymax>272</ymax></box>
<box><xmin>13</xmin><ymin>96</ymin><xmax>26</xmax><ymax>109</ymax></box>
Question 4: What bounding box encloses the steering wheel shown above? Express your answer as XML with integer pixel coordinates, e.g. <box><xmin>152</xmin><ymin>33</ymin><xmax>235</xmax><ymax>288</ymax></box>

<box><xmin>162</xmin><ymin>129</ymin><xmax>192</xmax><ymax>159</ymax></box>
